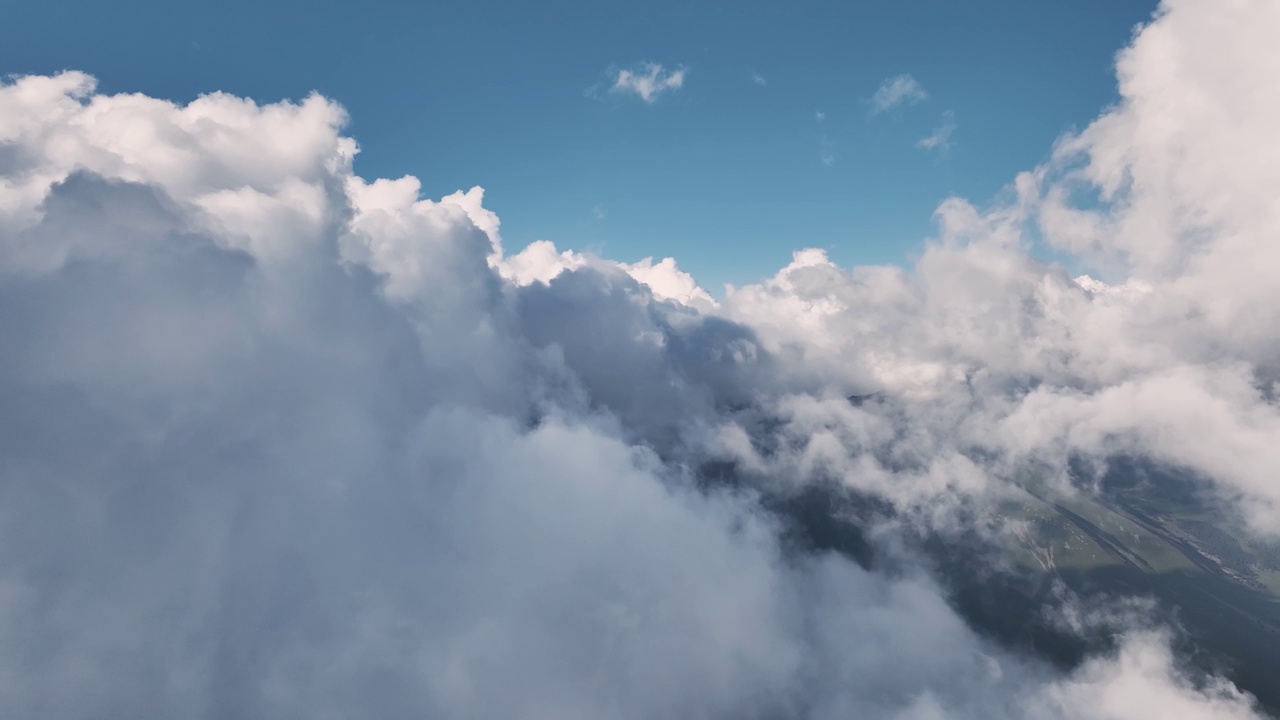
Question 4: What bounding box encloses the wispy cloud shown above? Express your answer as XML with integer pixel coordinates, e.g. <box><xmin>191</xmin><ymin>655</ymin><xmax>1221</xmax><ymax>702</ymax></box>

<box><xmin>820</xmin><ymin>134</ymin><xmax>836</xmax><ymax>166</ymax></box>
<box><xmin>917</xmin><ymin>110</ymin><xmax>956</xmax><ymax>151</ymax></box>
<box><xmin>609</xmin><ymin>62</ymin><xmax>686</xmax><ymax>103</ymax></box>
<box><xmin>815</xmin><ymin>110</ymin><xmax>826</xmax><ymax>122</ymax></box>
<box><xmin>869</xmin><ymin>73</ymin><xmax>928</xmax><ymax>114</ymax></box>
<box><xmin>751</xmin><ymin>72</ymin><xmax>767</xmax><ymax>87</ymax></box>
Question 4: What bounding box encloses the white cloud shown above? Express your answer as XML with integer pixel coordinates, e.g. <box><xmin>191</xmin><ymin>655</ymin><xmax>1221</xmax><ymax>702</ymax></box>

<box><xmin>751</xmin><ymin>72</ymin><xmax>767</xmax><ymax>86</ymax></box>
<box><xmin>498</xmin><ymin>238</ymin><xmax>587</xmax><ymax>285</ymax></box>
<box><xmin>497</xmin><ymin>240</ymin><xmax>715</xmax><ymax>310</ymax></box>
<box><xmin>816</xmin><ymin>110</ymin><xmax>826</xmax><ymax>122</ymax></box>
<box><xmin>610</xmin><ymin>62</ymin><xmax>686</xmax><ymax>103</ymax></box>
<box><xmin>1</xmin><ymin>0</ymin><xmax>1279</xmax><ymax>715</ymax></box>
<box><xmin>620</xmin><ymin>256</ymin><xmax>718</xmax><ymax>310</ymax></box>
<box><xmin>918</xmin><ymin>110</ymin><xmax>957</xmax><ymax>151</ymax></box>
<box><xmin>870</xmin><ymin>73</ymin><xmax>929</xmax><ymax>114</ymax></box>
<box><xmin>715</xmin><ymin>0</ymin><xmax>1280</xmax><ymax>534</ymax></box>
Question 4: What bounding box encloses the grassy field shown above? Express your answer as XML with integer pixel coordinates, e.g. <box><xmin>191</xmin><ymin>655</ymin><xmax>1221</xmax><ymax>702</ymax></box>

<box><xmin>995</xmin><ymin>477</ymin><xmax>1280</xmax><ymax>712</ymax></box>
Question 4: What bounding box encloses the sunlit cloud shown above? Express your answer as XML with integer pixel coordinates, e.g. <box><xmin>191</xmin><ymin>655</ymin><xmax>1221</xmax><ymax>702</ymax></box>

<box><xmin>1</xmin><ymin>0</ymin><xmax>1278</xmax><ymax>717</ymax></box>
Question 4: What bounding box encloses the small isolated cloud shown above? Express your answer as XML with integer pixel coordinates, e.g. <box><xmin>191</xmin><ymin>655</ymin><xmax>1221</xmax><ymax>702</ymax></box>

<box><xmin>816</xmin><ymin>110</ymin><xmax>826</xmax><ymax>122</ymax></box>
<box><xmin>610</xmin><ymin>62</ymin><xmax>686</xmax><ymax>103</ymax></box>
<box><xmin>870</xmin><ymin>73</ymin><xmax>928</xmax><ymax>114</ymax></box>
<box><xmin>592</xmin><ymin>204</ymin><xmax>606</xmax><ymax>220</ymax></box>
<box><xmin>751</xmin><ymin>72</ymin><xmax>767</xmax><ymax>87</ymax></box>
<box><xmin>918</xmin><ymin>110</ymin><xmax>956</xmax><ymax>151</ymax></box>
<box><xmin>820</xmin><ymin>134</ymin><xmax>836</xmax><ymax>166</ymax></box>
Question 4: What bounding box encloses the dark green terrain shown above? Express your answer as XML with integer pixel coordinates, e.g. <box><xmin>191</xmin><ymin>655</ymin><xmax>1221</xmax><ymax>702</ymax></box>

<box><xmin>704</xmin><ymin>444</ymin><xmax>1280</xmax><ymax>716</ymax></box>
<box><xmin>999</xmin><ymin>462</ymin><xmax>1280</xmax><ymax>712</ymax></box>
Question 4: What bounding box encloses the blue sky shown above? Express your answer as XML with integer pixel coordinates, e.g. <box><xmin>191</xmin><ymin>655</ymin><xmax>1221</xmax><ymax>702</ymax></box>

<box><xmin>3</xmin><ymin>0</ymin><xmax>1156</xmax><ymax>290</ymax></box>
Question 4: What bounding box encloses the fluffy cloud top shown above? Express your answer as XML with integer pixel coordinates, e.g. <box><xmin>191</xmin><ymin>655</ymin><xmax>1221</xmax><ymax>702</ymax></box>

<box><xmin>1</xmin><ymin>0</ymin><xmax>1278</xmax><ymax>717</ymax></box>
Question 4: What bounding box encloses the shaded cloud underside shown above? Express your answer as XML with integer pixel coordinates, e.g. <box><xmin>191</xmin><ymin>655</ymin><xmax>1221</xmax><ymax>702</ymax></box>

<box><xmin>1</xmin><ymin>0</ymin><xmax>1278</xmax><ymax>718</ymax></box>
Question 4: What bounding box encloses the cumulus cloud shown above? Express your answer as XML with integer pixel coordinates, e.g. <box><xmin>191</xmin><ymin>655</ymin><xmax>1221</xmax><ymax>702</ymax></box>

<box><xmin>609</xmin><ymin>62</ymin><xmax>686</xmax><ymax>103</ymax></box>
<box><xmin>621</xmin><ymin>256</ymin><xmax>719</xmax><ymax>311</ymax></box>
<box><xmin>869</xmin><ymin>73</ymin><xmax>929</xmax><ymax>114</ymax></box>
<box><xmin>704</xmin><ymin>0</ymin><xmax>1280</xmax><ymax>539</ymax></box>
<box><xmin>1</xmin><ymin>0</ymin><xmax>1278</xmax><ymax>716</ymax></box>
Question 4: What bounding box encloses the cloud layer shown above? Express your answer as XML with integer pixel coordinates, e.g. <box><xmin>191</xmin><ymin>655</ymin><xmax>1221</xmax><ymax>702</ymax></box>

<box><xmin>1</xmin><ymin>0</ymin><xmax>1277</xmax><ymax>717</ymax></box>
